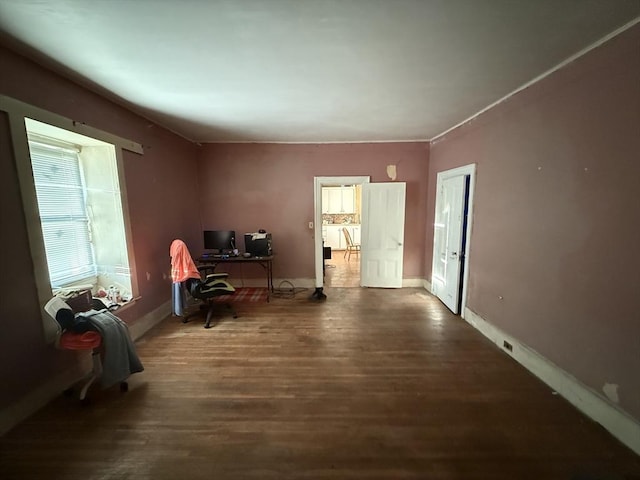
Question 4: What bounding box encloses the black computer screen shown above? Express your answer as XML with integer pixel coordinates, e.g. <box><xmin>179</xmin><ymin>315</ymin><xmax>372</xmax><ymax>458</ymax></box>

<box><xmin>203</xmin><ymin>230</ymin><xmax>236</xmax><ymax>253</ymax></box>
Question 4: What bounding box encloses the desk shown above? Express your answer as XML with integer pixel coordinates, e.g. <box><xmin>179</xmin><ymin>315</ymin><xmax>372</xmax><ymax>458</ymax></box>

<box><xmin>196</xmin><ymin>255</ymin><xmax>274</xmax><ymax>301</ymax></box>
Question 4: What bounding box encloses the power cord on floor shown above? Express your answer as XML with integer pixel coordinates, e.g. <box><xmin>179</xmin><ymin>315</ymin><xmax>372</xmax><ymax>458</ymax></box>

<box><xmin>271</xmin><ymin>280</ymin><xmax>309</xmax><ymax>299</ymax></box>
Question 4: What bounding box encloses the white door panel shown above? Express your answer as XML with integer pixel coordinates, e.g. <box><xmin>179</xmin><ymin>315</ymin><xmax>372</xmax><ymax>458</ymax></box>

<box><xmin>432</xmin><ymin>174</ymin><xmax>466</xmax><ymax>313</ymax></box>
<box><xmin>361</xmin><ymin>182</ymin><xmax>406</xmax><ymax>288</ymax></box>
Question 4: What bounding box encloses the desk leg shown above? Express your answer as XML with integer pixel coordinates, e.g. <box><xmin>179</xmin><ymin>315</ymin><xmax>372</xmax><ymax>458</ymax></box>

<box><xmin>267</xmin><ymin>260</ymin><xmax>273</xmax><ymax>302</ymax></box>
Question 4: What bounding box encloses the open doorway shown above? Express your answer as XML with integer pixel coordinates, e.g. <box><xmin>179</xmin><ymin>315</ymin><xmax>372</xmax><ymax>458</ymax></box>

<box><xmin>323</xmin><ymin>233</ymin><xmax>361</xmax><ymax>287</ymax></box>
<box><xmin>322</xmin><ymin>184</ymin><xmax>362</xmax><ymax>287</ymax></box>
<box><xmin>313</xmin><ymin>176</ymin><xmax>370</xmax><ymax>290</ymax></box>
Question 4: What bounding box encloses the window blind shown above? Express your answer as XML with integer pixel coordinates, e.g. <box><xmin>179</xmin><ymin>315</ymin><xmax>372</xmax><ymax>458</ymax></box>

<box><xmin>28</xmin><ymin>141</ymin><xmax>97</xmax><ymax>287</ymax></box>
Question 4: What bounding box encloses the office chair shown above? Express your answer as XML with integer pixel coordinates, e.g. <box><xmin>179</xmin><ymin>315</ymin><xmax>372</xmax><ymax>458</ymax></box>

<box><xmin>342</xmin><ymin>227</ymin><xmax>361</xmax><ymax>261</ymax></box>
<box><xmin>170</xmin><ymin>239</ymin><xmax>237</xmax><ymax>328</ymax></box>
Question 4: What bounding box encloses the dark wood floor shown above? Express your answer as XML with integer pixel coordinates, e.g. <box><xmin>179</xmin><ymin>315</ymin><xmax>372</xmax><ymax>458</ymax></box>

<box><xmin>324</xmin><ymin>250</ymin><xmax>360</xmax><ymax>287</ymax></box>
<box><xmin>1</xmin><ymin>288</ymin><xmax>638</xmax><ymax>479</ymax></box>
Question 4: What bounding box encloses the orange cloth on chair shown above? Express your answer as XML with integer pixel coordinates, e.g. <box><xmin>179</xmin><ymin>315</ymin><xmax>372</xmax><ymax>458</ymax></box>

<box><xmin>170</xmin><ymin>239</ymin><xmax>201</xmax><ymax>283</ymax></box>
<box><xmin>59</xmin><ymin>331</ymin><xmax>102</xmax><ymax>350</ymax></box>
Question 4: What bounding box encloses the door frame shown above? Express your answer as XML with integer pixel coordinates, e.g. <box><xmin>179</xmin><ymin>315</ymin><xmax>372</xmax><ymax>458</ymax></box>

<box><xmin>431</xmin><ymin>164</ymin><xmax>476</xmax><ymax>317</ymax></box>
<box><xmin>314</xmin><ymin>176</ymin><xmax>370</xmax><ymax>288</ymax></box>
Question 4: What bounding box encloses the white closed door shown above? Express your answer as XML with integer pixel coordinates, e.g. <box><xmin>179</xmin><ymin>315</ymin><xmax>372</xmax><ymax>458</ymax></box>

<box><xmin>431</xmin><ymin>174</ymin><xmax>467</xmax><ymax>313</ymax></box>
<box><xmin>361</xmin><ymin>182</ymin><xmax>406</xmax><ymax>288</ymax></box>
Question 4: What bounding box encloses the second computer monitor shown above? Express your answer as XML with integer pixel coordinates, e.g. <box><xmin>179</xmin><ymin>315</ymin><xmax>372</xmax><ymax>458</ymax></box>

<box><xmin>203</xmin><ymin>230</ymin><xmax>236</xmax><ymax>254</ymax></box>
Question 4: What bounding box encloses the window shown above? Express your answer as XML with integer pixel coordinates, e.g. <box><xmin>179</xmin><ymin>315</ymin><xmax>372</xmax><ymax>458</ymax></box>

<box><xmin>1</xmin><ymin>94</ymin><xmax>143</xmax><ymax>334</ymax></box>
<box><xmin>24</xmin><ymin>118</ymin><xmax>134</xmax><ymax>300</ymax></box>
<box><xmin>28</xmin><ymin>139</ymin><xmax>96</xmax><ymax>287</ymax></box>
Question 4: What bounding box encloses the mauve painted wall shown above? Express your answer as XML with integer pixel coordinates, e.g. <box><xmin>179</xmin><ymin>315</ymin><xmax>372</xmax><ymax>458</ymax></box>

<box><xmin>196</xmin><ymin>143</ymin><xmax>429</xmax><ymax>281</ymax></box>
<box><xmin>0</xmin><ymin>46</ymin><xmax>200</xmax><ymax>411</ymax></box>
<box><xmin>427</xmin><ymin>25</ymin><xmax>640</xmax><ymax>420</ymax></box>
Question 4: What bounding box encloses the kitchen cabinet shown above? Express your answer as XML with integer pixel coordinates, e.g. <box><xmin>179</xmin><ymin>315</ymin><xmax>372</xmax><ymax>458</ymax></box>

<box><xmin>341</xmin><ymin>187</ymin><xmax>355</xmax><ymax>213</ymax></box>
<box><xmin>327</xmin><ymin>188</ymin><xmax>342</xmax><ymax>213</ymax></box>
<box><xmin>322</xmin><ymin>186</ymin><xmax>355</xmax><ymax>214</ymax></box>
<box><xmin>321</xmin><ymin>189</ymin><xmax>329</xmax><ymax>214</ymax></box>
<box><xmin>325</xmin><ymin>225</ymin><xmax>343</xmax><ymax>250</ymax></box>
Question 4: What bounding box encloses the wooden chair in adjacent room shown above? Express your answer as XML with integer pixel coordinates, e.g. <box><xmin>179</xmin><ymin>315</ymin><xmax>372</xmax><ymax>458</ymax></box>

<box><xmin>342</xmin><ymin>227</ymin><xmax>360</xmax><ymax>261</ymax></box>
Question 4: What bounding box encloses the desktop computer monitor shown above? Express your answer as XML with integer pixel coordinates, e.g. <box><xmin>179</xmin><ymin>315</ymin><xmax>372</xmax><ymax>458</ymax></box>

<box><xmin>203</xmin><ymin>230</ymin><xmax>236</xmax><ymax>254</ymax></box>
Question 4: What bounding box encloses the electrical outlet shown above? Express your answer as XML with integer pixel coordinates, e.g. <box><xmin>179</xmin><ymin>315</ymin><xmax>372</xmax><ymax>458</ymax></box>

<box><xmin>503</xmin><ymin>340</ymin><xmax>513</xmax><ymax>352</ymax></box>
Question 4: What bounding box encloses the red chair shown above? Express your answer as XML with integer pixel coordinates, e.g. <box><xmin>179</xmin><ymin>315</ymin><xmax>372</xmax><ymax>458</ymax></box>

<box><xmin>58</xmin><ymin>330</ymin><xmax>103</xmax><ymax>401</ymax></box>
<box><xmin>43</xmin><ymin>295</ymin><xmax>128</xmax><ymax>403</ymax></box>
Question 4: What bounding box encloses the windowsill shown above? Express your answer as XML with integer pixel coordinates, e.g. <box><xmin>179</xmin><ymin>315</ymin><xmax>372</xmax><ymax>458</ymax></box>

<box><xmin>105</xmin><ymin>296</ymin><xmax>140</xmax><ymax>314</ymax></box>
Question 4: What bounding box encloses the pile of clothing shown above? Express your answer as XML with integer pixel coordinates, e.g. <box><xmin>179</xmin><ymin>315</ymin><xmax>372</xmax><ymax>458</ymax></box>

<box><xmin>44</xmin><ymin>296</ymin><xmax>144</xmax><ymax>388</ymax></box>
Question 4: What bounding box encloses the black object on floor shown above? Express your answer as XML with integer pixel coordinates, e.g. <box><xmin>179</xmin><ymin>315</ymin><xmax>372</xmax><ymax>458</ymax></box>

<box><xmin>310</xmin><ymin>287</ymin><xmax>327</xmax><ymax>301</ymax></box>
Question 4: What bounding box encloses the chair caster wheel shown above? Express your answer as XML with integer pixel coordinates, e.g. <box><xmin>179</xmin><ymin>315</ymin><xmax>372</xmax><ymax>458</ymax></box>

<box><xmin>120</xmin><ymin>382</ymin><xmax>128</xmax><ymax>392</ymax></box>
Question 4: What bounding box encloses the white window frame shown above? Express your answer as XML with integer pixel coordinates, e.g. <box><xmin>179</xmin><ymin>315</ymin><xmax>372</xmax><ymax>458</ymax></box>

<box><xmin>1</xmin><ymin>95</ymin><xmax>143</xmax><ymax>328</ymax></box>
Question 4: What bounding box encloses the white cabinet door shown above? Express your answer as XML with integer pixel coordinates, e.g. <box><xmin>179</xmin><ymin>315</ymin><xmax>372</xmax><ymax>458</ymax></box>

<box><xmin>327</xmin><ymin>188</ymin><xmax>342</xmax><ymax>213</ymax></box>
<box><xmin>342</xmin><ymin>186</ymin><xmax>355</xmax><ymax>213</ymax></box>
<box><xmin>325</xmin><ymin>226</ymin><xmax>342</xmax><ymax>250</ymax></box>
<box><xmin>337</xmin><ymin>227</ymin><xmax>347</xmax><ymax>250</ymax></box>
<box><xmin>324</xmin><ymin>186</ymin><xmax>356</xmax><ymax>214</ymax></box>
<box><xmin>321</xmin><ymin>189</ymin><xmax>329</xmax><ymax>214</ymax></box>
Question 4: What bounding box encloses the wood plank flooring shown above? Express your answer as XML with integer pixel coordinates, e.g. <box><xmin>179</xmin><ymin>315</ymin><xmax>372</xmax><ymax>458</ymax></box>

<box><xmin>1</xmin><ymin>288</ymin><xmax>638</xmax><ymax>479</ymax></box>
<box><xmin>324</xmin><ymin>250</ymin><xmax>360</xmax><ymax>287</ymax></box>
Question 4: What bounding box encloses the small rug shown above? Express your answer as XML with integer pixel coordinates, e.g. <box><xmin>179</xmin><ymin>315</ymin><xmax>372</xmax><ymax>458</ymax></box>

<box><xmin>212</xmin><ymin>287</ymin><xmax>268</xmax><ymax>303</ymax></box>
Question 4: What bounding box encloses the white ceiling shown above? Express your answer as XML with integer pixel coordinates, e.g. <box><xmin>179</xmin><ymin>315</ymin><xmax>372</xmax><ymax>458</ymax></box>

<box><xmin>0</xmin><ymin>1</ymin><xmax>638</xmax><ymax>143</ymax></box>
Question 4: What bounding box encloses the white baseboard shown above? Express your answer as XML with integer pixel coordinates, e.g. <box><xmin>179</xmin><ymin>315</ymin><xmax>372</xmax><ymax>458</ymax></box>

<box><xmin>266</xmin><ymin>277</ymin><xmax>432</xmax><ymax>290</ymax></box>
<box><xmin>464</xmin><ymin>308</ymin><xmax>640</xmax><ymax>456</ymax></box>
<box><xmin>273</xmin><ymin>278</ymin><xmax>434</xmax><ymax>290</ymax></box>
<box><xmin>128</xmin><ymin>299</ymin><xmax>171</xmax><ymax>341</ymax></box>
<box><xmin>233</xmin><ymin>278</ymin><xmax>316</xmax><ymax>289</ymax></box>
<box><xmin>402</xmin><ymin>278</ymin><xmax>425</xmax><ymax>288</ymax></box>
